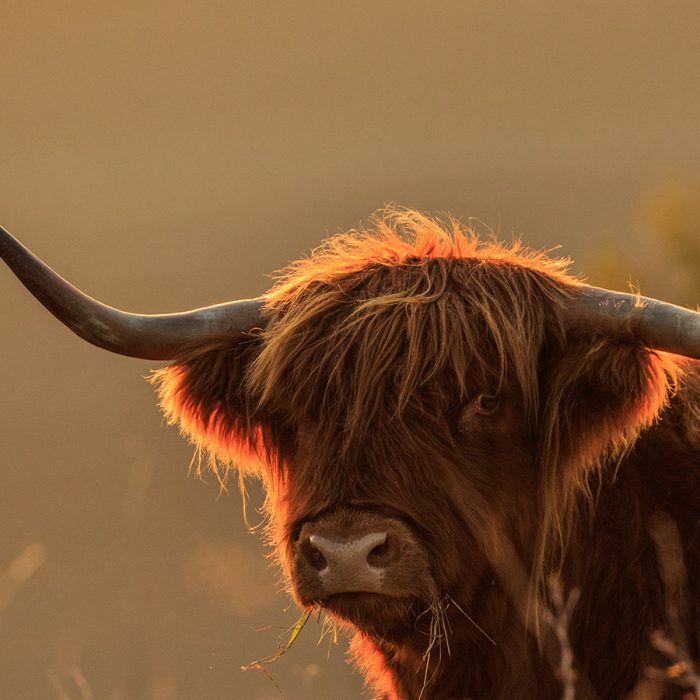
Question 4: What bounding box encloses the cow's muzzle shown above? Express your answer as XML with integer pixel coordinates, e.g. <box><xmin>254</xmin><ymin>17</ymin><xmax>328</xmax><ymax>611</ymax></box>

<box><xmin>291</xmin><ymin>508</ymin><xmax>433</xmax><ymax>605</ymax></box>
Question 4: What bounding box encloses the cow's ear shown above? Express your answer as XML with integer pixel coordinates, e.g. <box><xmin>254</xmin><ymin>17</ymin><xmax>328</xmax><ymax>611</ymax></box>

<box><xmin>538</xmin><ymin>336</ymin><xmax>682</xmax><ymax>474</ymax></box>
<box><xmin>149</xmin><ymin>335</ymin><xmax>268</xmax><ymax>478</ymax></box>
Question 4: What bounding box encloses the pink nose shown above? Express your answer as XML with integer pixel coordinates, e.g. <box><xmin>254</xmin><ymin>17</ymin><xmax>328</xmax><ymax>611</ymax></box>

<box><xmin>302</xmin><ymin>531</ymin><xmax>392</xmax><ymax>595</ymax></box>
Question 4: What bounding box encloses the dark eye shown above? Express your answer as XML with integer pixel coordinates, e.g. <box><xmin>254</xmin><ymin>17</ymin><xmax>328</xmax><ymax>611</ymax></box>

<box><xmin>475</xmin><ymin>392</ymin><xmax>500</xmax><ymax>414</ymax></box>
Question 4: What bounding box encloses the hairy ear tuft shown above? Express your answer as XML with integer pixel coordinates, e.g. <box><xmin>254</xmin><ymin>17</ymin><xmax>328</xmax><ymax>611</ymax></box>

<box><xmin>540</xmin><ymin>339</ymin><xmax>682</xmax><ymax>477</ymax></box>
<box><xmin>149</xmin><ymin>335</ymin><xmax>268</xmax><ymax>480</ymax></box>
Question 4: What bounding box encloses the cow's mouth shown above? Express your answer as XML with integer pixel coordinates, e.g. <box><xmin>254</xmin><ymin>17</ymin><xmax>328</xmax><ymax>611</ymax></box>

<box><xmin>312</xmin><ymin>591</ymin><xmax>434</xmax><ymax>640</ymax></box>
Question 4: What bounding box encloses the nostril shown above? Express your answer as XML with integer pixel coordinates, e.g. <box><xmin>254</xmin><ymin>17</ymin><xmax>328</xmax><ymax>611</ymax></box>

<box><xmin>367</xmin><ymin>536</ymin><xmax>391</xmax><ymax>568</ymax></box>
<box><xmin>305</xmin><ymin>540</ymin><xmax>328</xmax><ymax>571</ymax></box>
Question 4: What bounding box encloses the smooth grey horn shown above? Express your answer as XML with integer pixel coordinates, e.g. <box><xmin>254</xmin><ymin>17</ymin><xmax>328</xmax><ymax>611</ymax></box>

<box><xmin>0</xmin><ymin>226</ymin><xmax>266</xmax><ymax>361</ymax></box>
<box><xmin>568</xmin><ymin>285</ymin><xmax>700</xmax><ymax>359</ymax></box>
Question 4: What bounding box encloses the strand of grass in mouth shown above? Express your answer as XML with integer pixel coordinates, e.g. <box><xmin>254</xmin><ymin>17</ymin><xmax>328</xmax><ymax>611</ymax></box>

<box><xmin>241</xmin><ymin>607</ymin><xmax>313</xmax><ymax>679</ymax></box>
<box><xmin>417</xmin><ymin>598</ymin><xmax>450</xmax><ymax>699</ymax></box>
<box><xmin>317</xmin><ymin>615</ymin><xmax>340</xmax><ymax>658</ymax></box>
<box><xmin>447</xmin><ymin>595</ymin><xmax>497</xmax><ymax>647</ymax></box>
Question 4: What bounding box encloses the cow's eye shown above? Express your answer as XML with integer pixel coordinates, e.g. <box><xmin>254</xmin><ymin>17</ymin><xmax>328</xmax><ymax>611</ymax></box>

<box><xmin>475</xmin><ymin>392</ymin><xmax>500</xmax><ymax>414</ymax></box>
<box><xmin>456</xmin><ymin>391</ymin><xmax>502</xmax><ymax>432</ymax></box>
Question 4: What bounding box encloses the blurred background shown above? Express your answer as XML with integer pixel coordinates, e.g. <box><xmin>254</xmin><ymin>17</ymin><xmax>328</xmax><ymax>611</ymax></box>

<box><xmin>1</xmin><ymin>2</ymin><xmax>699</xmax><ymax>698</ymax></box>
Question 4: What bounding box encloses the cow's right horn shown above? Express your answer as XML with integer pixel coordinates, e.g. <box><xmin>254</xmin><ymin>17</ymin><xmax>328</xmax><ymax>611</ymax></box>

<box><xmin>0</xmin><ymin>226</ymin><xmax>266</xmax><ymax>361</ymax></box>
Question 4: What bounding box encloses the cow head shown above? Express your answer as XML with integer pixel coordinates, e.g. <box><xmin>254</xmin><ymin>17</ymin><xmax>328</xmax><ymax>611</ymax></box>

<box><xmin>145</xmin><ymin>212</ymin><xmax>687</xmax><ymax>645</ymax></box>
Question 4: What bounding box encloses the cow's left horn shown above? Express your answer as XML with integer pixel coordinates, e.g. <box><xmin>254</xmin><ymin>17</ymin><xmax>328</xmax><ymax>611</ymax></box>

<box><xmin>568</xmin><ymin>285</ymin><xmax>700</xmax><ymax>360</ymax></box>
<box><xmin>0</xmin><ymin>226</ymin><xmax>266</xmax><ymax>360</ymax></box>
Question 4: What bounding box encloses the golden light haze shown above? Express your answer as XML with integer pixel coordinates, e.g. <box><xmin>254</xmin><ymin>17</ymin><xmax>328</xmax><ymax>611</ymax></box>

<box><xmin>0</xmin><ymin>2</ymin><xmax>698</xmax><ymax>698</ymax></box>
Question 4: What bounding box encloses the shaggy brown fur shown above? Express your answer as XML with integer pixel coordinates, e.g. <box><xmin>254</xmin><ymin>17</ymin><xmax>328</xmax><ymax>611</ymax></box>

<box><xmin>151</xmin><ymin>209</ymin><xmax>699</xmax><ymax>699</ymax></box>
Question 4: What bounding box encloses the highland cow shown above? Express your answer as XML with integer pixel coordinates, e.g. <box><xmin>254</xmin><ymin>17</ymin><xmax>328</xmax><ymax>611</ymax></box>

<box><xmin>2</xmin><ymin>210</ymin><xmax>700</xmax><ymax>699</ymax></box>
